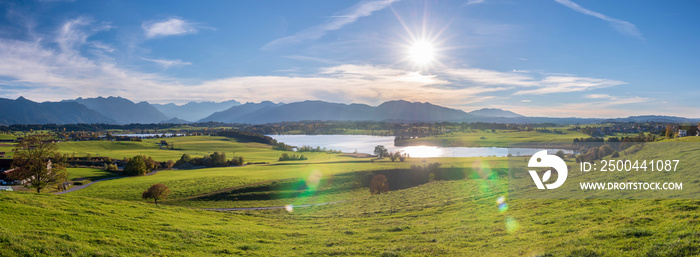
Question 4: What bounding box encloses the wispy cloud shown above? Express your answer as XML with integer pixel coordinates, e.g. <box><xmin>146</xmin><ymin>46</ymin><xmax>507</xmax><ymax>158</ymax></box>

<box><xmin>56</xmin><ymin>17</ymin><xmax>113</xmax><ymax>54</ymax></box>
<box><xmin>585</xmin><ymin>93</ymin><xmax>612</xmax><ymax>99</ymax></box>
<box><xmin>285</xmin><ymin>55</ymin><xmax>339</xmax><ymax>64</ymax></box>
<box><xmin>142</xmin><ymin>17</ymin><xmax>198</xmax><ymax>39</ymax></box>
<box><xmin>261</xmin><ymin>0</ymin><xmax>399</xmax><ymax>50</ymax></box>
<box><xmin>141</xmin><ymin>57</ymin><xmax>192</xmax><ymax>68</ymax></box>
<box><xmin>464</xmin><ymin>0</ymin><xmax>485</xmax><ymax>6</ymax></box>
<box><xmin>554</xmin><ymin>0</ymin><xmax>643</xmax><ymax>40</ymax></box>
<box><xmin>440</xmin><ymin>68</ymin><xmax>625</xmax><ymax>95</ymax></box>
<box><xmin>492</xmin><ymin>96</ymin><xmax>651</xmax><ymax>118</ymax></box>
<box><xmin>514</xmin><ymin>76</ymin><xmax>625</xmax><ymax>95</ymax></box>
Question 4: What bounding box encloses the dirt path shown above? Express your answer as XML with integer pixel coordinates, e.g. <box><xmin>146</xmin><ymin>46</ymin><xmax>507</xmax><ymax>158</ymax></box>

<box><xmin>53</xmin><ymin>176</ymin><xmax>124</xmax><ymax>195</ymax></box>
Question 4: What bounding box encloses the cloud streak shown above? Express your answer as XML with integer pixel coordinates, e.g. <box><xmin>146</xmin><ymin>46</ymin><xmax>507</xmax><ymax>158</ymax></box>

<box><xmin>492</xmin><ymin>96</ymin><xmax>651</xmax><ymax>118</ymax></box>
<box><xmin>441</xmin><ymin>68</ymin><xmax>625</xmax><ymax>95</ymax></box>
<box><xmin>141</xmin><ymin>57</ymin><xmax>192</xmax><ymax>68</ymax></box>
<box><xmin>142</xmin><ymin>17</ymin><xmax>199</xmax><ymax>39</ymax></box>
<box><xmin>261</xmin><ymin>0</ymin><xmax>399</xmax><ymax>50</ymax></box>
<box><xmin>554</xmin><ymin>0</ymin><xmax>643</xmax><ymax>40</ymax></box>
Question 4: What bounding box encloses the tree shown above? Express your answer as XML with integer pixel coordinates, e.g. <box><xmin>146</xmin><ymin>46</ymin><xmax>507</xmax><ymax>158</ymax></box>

<box><xmin>370</xmin><ymin>174</ymin><xmax>389</xmax><ymax>195</ymax></box>
<box><xmin>374</xmin><ymin>145</ymin><xmax>389</xmax><ymax>158</ymax></box>
<box><xmin>142</xmin><ymin>183</ymin><xmax>170</xmax><ymax>205</ymax></box>
<box><xmin>598</xmin><ymin>145</ymin><xmax>614</xmax><ymax>159</ymax></box>
<box><xmin>666</xmin><ymin>124</ymin><xmax>674</xmax><ymax>138</ymax></box>
<box><xmin>124</xmin><ymin>155</ymin><xmax>148</xmax><ymax>176</ymax></box>
<box><xmin>555</xmin><ymin>150</ymin><xmax>566</xmax><ymax>160</ymax></box>
<box><xmin>165</xmin><ymin>160</ymin><xmax>175</xmax><ymax>169</ymax></box>
<box><xmin>10</xmin><ymin>134</ymin><xmax>67</xmax><ymax>193</ymax></box>
<box><xmin>175</xmin><ymin>153</ymin><xmax>191</xmax><ymax>166</ymax></box>
<box><xmin>144</xmin><ymin>156</ymin><xmax>159</xmax><ymax>171</ymax></box>
<box><xmin>210</xmin><ymin>152</ymin><xmax>227</xmax><ymax>167</ymax></box>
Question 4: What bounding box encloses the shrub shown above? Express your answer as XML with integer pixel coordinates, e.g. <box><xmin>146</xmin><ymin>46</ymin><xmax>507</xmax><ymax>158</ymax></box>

<box><xmin>104</xmin><ymin>163</ymin><xmax>118</xmax><ymax>172</ymax></box>
<box><xmin>370</xmin><ymin>174</ymin><xmax>389</xmax><ymax>195</ymax></box>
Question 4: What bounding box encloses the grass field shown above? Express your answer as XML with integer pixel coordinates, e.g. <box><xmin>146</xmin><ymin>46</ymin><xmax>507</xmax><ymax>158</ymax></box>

<box><xmin>66</xmin><ymin>168</ymin><xmax>119</xmax><ymax>182</ymax></box>
<box><xmin>400</xmin><ymin>130</ymin><xmax>592</xmax><ymax>147</ymax></box>
<box><xmin>2</xmin><ymin>181</ymin><xmax>699</xmax><ymax>256</ymax></box>
<box><xmin>4</xmin><ymin>133</ymin><xmax>700</xmax><ymax>256</ymax></box>
<box><xmin>57</xmin><ymin>135</ymin><xmax>304</xmax><ymax>162</ymax></box>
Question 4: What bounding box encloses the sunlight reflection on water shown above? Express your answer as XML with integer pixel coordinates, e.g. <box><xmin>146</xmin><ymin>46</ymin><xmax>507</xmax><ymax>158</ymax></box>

<box><xmin>270</xmin><ymin>135</ymin><xmax>573</xmax><ymax>158</ymax></box>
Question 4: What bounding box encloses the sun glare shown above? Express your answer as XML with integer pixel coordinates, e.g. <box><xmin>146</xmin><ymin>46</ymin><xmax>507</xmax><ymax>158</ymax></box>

<box><xmin>408</xmin><ymin>40</ymin><xmax>435</xmax><ymax>66</ymax></box>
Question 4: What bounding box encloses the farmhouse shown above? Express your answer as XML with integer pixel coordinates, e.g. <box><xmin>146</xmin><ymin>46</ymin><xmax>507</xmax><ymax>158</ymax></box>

<box><xmin>0</xmin><ymin>159</ymin><xmax>17</xmax><ymax>185</ymax></box>
<box><xmin>677</xmin><ymin>125</ymin><xmax>700</xmax><ymax>138</ymax></box>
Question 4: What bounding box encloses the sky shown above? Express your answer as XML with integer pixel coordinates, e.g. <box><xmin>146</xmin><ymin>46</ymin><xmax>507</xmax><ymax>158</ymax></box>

<box><xmin>0</xmin><ymin>0</ymin><xmax>699</xmax><ymax>118</ymax></box>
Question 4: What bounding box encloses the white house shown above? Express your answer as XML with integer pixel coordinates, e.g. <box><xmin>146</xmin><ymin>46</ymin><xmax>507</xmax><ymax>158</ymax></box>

<box><xmin>678</xmin><ymin>129</ymin><xmax>688</xmax><ymax>137</ymax></box>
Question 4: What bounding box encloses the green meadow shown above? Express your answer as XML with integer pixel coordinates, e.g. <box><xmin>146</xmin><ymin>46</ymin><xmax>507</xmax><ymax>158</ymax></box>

<box><xmin>2</xmin><ymin>132</ymin><xmax>700</xmax><ymax>256</ymax></box>
<box><xmin>2</xmin><ymin>181</ymin><xmax>699</xmax><ymax>256</ymax></box>
<box><xmin>66</xmin><ymin>168</ymin><xmax>120</xmax><ymax>182</ymax></box>
<box><xmin>400</xmin><ymin>130</ymin><xmax>592</xmax><ymax>147</ymax></box>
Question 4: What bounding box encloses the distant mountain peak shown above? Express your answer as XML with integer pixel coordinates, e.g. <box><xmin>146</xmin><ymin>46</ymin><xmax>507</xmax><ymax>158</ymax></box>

<box><xmin>151</xmin><ymin>99</ymin><xmax>242</xmax><ymax>121</ymax></box>
<box><xmin>468</xmin><ymin>108</ymin><xmax>523</xmax><ymax>118</ymax></box>
<box><xmin>71</xmin><ymin>96</ymin><xmax>168</xmax><ymax>124</ymax></box>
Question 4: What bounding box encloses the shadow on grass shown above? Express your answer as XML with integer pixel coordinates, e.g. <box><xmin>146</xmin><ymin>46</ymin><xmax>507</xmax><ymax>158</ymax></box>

<box><xmin>183</xmin><ymin>166</ymin><xmax>507</xmax><ymax>203</ymax></box>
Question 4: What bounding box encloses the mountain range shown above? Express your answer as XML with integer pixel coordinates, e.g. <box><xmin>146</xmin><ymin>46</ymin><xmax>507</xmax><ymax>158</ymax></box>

<box><xmin>0</xmin><ymin>97</ymin><xmax>116</xmax><ymax>125</ymax></box>
<box><xmin>65</xmin><ymin>97</ymin><xmax>169</xmax><ymax>124</ymax></box>
<box><xmin>1</xmin><ymin>96</ymin><xmax>698</xmax><ymax>125</ymax></box>
<box><xmin>200</xmin><ymin>100</ymin><xmax>475</xmax><ymax>124</ymax></box>
<box><xmin>151</xmin><ymin>99</ymin><xmax>241</xmax><ymax>122</ymax></box>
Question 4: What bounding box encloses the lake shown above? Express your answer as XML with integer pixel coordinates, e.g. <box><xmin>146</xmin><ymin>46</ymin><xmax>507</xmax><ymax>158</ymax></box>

<box><xmin>269</xmin><ymin>135</ymin><xmax>572</xmax><ymax>158</ymax></box>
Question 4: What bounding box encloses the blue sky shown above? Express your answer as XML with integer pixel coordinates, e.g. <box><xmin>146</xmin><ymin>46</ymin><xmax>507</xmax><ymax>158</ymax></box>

<box><xmin>0</xmin><ymin>0</ymin><xmax>698</xmax><ymax>118</ymax></box>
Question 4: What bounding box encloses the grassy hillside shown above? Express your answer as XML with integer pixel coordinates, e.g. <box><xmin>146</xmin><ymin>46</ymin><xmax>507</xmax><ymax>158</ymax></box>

<box><xmin>66</xmin><ymin>168</ymin><xmax>119</xmax><ymax>182</ymax></box>
<box><xmin>67</xmin><ymin>156</ymin><xmax>504</xmax><ymax>202</ymax></box>
<box><xmin>5</xmin><ymin>132</ymin><xmax>700</xmax><ymax>256</ymax></box>
<box><xmin>2</xmin><ymin>182</ymin><xmax>699</xmax><ymax>256</ymax></box>
<box><xmin>400</xmin><ymin>130</ymin><xmax>591</xmax><ymax>147</ymax></box>
<box><xmin>57</xmin><ymin>136</ymin><xmax>284</xmax><ymax>162</ymax></box>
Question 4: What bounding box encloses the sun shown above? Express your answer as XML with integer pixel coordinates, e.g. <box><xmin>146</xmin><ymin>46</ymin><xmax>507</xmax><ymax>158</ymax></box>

<box><xmin>408</xmin><ymin>40</ymin><xmax>435</xmax><ymax>66</ymax></box>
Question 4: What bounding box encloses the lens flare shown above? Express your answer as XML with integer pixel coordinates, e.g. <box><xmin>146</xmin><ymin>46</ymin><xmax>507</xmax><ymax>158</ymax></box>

<box><xmin>497</xmin><ymin>196</ymin><xmax>508</xmax><ymax>212</ymax></box>
<box><xmin>505</xmin><ymin>216</ymin><xmax>519</xmax><ymax>234</ymax></box>
<box><xmin>496</xmin><ymin>196</ymin><xmax>505</xmax><ymax>205</ymax></box>
<box><xmin>498</xmin><ymin>202</ymin><xmax>509</xmax><ymax>212</ymax></box>
<box><xmin>306</xmin><ymin>170</ymin><xmax>323</xmax><ymax>190</ymax></box>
